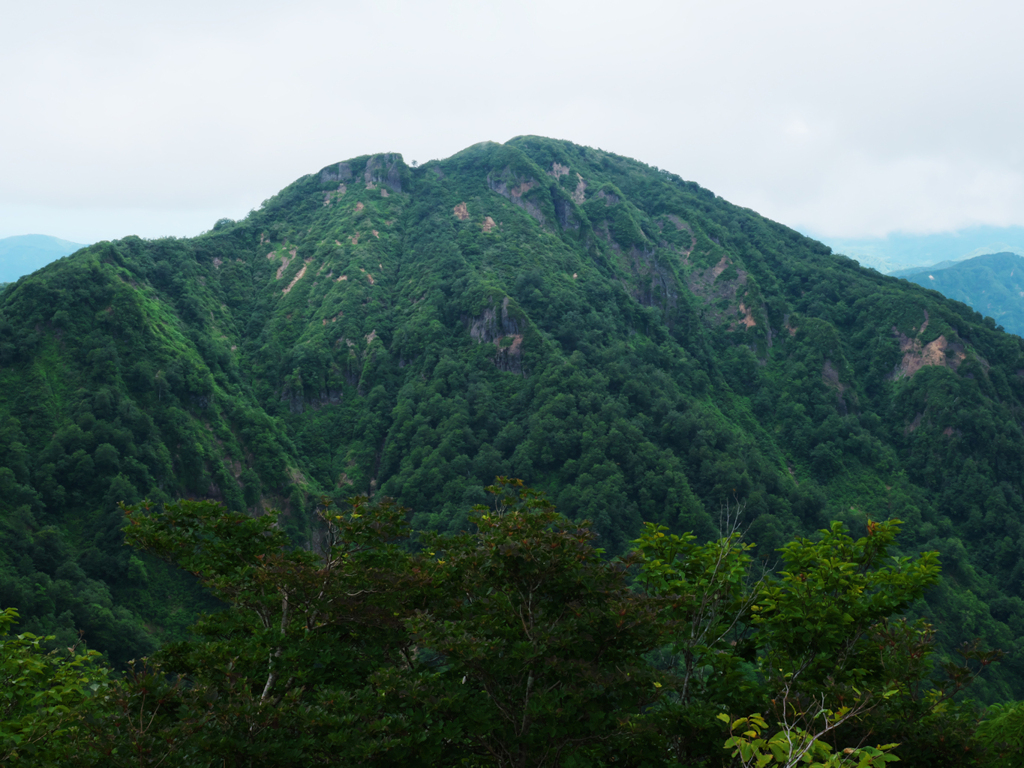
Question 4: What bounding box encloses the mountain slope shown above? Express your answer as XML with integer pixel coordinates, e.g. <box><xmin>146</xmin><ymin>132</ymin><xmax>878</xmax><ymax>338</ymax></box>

<box><xmin>0</xmin><ymin>234</ymin><xmax>88</xmax><ymax>283</ymax></box>
<box><xmin>3</xmin><ymin>137</ymin><xmax>1024</xmax><ymax>698</ymax></box>
<box><xmin>901</xmin><ymin>251</ymin><xmax>1024</xmax><ymax>337</ymax></box>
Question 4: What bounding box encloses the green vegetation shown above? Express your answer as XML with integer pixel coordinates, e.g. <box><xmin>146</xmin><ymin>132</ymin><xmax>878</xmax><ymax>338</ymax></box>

<box><xmin>0</xmin><ymin>484</ymin><xmax>1014</xmax><ymax>766</ymax></box>
<box><xmin>900</xmin><ymin>252</ymin><xmax>1024</xmax><ymax>338</ymax></box>
<box><xmin>3</xmin><ymin>136</ymin><xmax>1024</xmax><ymax>716</ymax></box>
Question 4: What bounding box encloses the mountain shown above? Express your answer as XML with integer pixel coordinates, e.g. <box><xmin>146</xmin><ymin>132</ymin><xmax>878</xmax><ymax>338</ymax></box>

<box><xmin>889</xmin><ymin>259</ymin><xmax>962</xmax><ymax>278</ymax></box>
<box><xmin>0</xmin><ymin>234</ymin><xmax>88</xmax><ymax>283</ymax></box>
<box><xmin>821</xmin><ymin>225</ymin><xmax>1024</xmax><ymax>274</ymax></box>
<box><xmin>3</xmin><ymin>137</ymin><xmax>1024</xmax><ymax>699</ymax></box>
<box><xmin>898</xmin><ymin>252</ymin><xmax>1024</xmax><ymax>337</ymax></box>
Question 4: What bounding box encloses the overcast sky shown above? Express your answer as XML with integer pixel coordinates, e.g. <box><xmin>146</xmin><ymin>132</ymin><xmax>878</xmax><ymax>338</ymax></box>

<box><xmin>3</xmin><ymin>0</ymin><xmax>1024</xmax><ymax>245</ymax></box>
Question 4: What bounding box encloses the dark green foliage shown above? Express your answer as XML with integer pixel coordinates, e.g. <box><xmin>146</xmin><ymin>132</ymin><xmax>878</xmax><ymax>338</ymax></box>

<box><xmin>14</xmin><ymin>484</ymin><xmax>1012</xmax><ymax>768</ymax></box>
<box><xmin>3</xmin><ymin>136</ymin><xmax>1024</xmax><ymax>703</ymax></box>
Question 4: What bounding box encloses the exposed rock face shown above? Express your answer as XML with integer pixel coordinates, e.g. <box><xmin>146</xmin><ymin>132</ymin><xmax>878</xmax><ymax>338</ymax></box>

<box><xmin>319</xmin><ymin>162</ymin><xmax>352</xmax><ymax>183</ymax></box>
<box><xmin>487</xmin><ymin>167</ymin><xmax>546</xmax><ymax>227</ymax></box>
<box><xmin>890</xmin><ymin>312</ymin><xmax>966</xmax><ymax>379</ymax></box>
<box><xmin>627</xmin><ymin>245</ymin><xmax>678</xmax><ymax>315</ymax></box>
<box><xmin>363</xmin><ymin>154</ymin><xmax>404</xmax><ymax>193</ymax></box>
<box><xmin>822</xmin><ymin>359</ymin><xmax>851</xmax><ymax>416</ymax></box>
<box><xmin>465</xmin><ymin>296</ymin><xmax>525</xmax><ymax>375</ymax></box>
<box><xmin>281</xmin><ymin>383</ymin><xmax>343</xmax><ymax>414</ymax></box>
<box><xmin>553</xmin><ymin>196</ymin><xmax>580</xmax><ymax>231</ymax></box>
<box><xmin>686</xmin><ymin>254</ymin><xmax>755</xmax><ymax>330</ymax></box>
<box><xmin>548</xmin><ymin>162</ymin><xmax>570</xmax><ymax>178</ymax></box>
<box><xmin>571</xmin><ymin>173</ymin><xmax>587</xmax><ymax>204</ymax></box>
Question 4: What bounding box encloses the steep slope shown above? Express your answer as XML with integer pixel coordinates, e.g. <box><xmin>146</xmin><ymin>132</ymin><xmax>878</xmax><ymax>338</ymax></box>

<box><xmin>901</xmin><ymin>251</ymin><xmax>1024</xmax><ymax>337</ymax></box>
<box><xmin>3</xmin><ymin>138</ymin><xmax>1024</xmax><ymax>698</ymax></box>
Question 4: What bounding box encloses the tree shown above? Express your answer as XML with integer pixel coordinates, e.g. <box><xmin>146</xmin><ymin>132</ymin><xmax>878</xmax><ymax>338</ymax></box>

<box><xmin>632</xmin><ymin>516</ymin><xmax>951</xmax><ymax>766</ymax></box>
<box><xmin>631</xmin><ymin>509</ymin><xmax>764</xmax><ymax>762</ymax></box>
<box><xmin>85</xmin><ymin>495</ymin><xmax>435</xmax><ymax>766</ymax></box>
<box><xmin>409</xmin><ymin>478</ymin><xmax>666</xmax><ymax>766</ymax></box>
<box><xmin>0</xmin><ymin>607</ymin><xmax>109</xmax><ymax>764</ymax></box>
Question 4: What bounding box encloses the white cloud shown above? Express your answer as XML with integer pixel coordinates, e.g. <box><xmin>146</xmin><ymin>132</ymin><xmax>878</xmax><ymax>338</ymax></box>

<box><xmin>3</xmin><ymin>0</ymin><xmax>1024</xmax><ymax>240</ymax></box>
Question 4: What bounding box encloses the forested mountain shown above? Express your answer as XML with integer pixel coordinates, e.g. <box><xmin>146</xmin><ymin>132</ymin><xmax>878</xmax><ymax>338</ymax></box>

<box><xmin>0</xmin><ymin>234</ymin><xmax>88</xmax><ymax>283</ymax></box>
<box><xmin>4</xmin><ymin>137</ymin><xmax>1024</xmax><ymax>701</ymax></box>
<box><xmin>899</xmin><ymin>251</ymin><xmax>1024</xmax><ymax>337</ymax></box>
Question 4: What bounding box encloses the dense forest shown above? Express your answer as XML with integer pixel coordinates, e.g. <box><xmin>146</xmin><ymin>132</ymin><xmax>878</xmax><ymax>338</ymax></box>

<box><xmin>4</xmin><ymin>136</ymin><xmax>1024</xmax><ymax>761</ymax></box>
<box><xmin>3</xmin><ymin>483</ymin><xmax>1017</xmax><ymax>766</ymax></box>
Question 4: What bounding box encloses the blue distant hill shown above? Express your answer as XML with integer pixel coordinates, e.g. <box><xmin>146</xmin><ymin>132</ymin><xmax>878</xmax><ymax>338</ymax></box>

<box><xmin>0</xmin><ymin>234</ymin><xmax>89</xmax><ymax>283</ymax></box>
<box><xmin>818</xmin><ymin>225</ymin><xmax>1024</xmax><ymax>274</ymax></box>
<box><xmin>899</xmin><ymin>251</ymin><xmax>1024</xmax><ymax>337</ymax></box>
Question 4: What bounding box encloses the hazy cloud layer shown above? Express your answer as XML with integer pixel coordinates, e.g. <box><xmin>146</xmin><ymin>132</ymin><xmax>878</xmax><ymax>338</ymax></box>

<box><xmin>4</xmin><ymin>0</ymin><xmax>1023</xmax><ymax>241</ymax></box>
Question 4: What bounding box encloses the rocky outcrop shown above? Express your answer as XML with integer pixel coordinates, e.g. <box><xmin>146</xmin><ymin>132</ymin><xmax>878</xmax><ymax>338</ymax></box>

<box><xmin>822</xmin><ymin>359</ymin><xmax>852</xmax><ymax>416</ymax></box>
<box><xmin>890</xmin><ymin>311</ymin><xmax>966</xmax><ymax>379</ymax></box>
<box><xmin>319</xmin><ymin>162</ymin><xmax>352</xmax><ymax>183</ymax></box>
<box><xmin>465</xmin><ymin>296</ymin><xmax>525</xmax><ymax>375</ymax></box>
<box><xmin>553</xmin><ymin>195</ymin><xmax>581</xmax><ymax>231</ymax></box>
<box><xmin>487</xmin><ymin>167</ymin><xmax>546</xmax><ymax>227</ymax></box>
<box><xmin>686</xmin><ymin>254</ymin><xmax>758</xmax><ymax>331</ymax></box>
<box><xmin>628</xmin><ymin>245</ymin><xmax>679</xmax><ymax>315</ymax></box>
<box><xmin>363</xmin><ymin>154</ymin><xmax>404</xmax><ymax>193</ymax></box>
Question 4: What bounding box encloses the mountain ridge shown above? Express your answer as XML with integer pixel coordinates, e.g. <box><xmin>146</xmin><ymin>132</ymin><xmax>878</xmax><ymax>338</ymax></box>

<box><xmin>898</xmin><ymin>251</ymin><xmax>1024</xmax><ymax>337</ymax></box>
<box><xmin>3</xmin><ymin>136</ymin><xmax>1024</xmax><ymax>700</ymax></box>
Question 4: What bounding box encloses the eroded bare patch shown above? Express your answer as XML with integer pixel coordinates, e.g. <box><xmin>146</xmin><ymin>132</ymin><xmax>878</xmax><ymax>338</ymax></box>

<box><xmin>275</xmin><ymin>253</ymin><xmax>294</xmax><ymax>280</ymax></box>
<box><xmin>711</xmin><ymin>255</ymin><xmax>730</xmax><ymax>279</ymax></box>
<box><xmin>283</xmin><ymin>260</ymin><xmax>311</xmax><ymax>294</ymax></box>
<box><xmin>737</xmin><ymin>302</ymin><xmax>757</xmax><ymax>328</ymax></box>
<box><xmin>891</xmin><ymin>321</ymin><xmax>966</xmax><ymax>379</ymax></box>
<box><xmin>572</xmin><ymin>173</ymin><xmax>586</xmax><ymax>204</ymax></box>
<box><xmin>685</xmin><ymin>255</ymin><xmax>750</xmax><ymax>328</ymax></box>
<box><xmin>454</xmin><ymin>202</ymin><xmax>469</xmax><ymax>220</ymax></box>
<box><xmin>511</xmin><ymin>180</ymin><xmax>536</xmax><ymax>198</ymax></box>
<box><xmin>549</xmin><ymin>162</ymin><xmax>570</xmax><ymax>178</ymax></box>
<box><xmin>482</xmin><ymin>216</ymin><xmax>496</xmax><ymax>232</ymax></box>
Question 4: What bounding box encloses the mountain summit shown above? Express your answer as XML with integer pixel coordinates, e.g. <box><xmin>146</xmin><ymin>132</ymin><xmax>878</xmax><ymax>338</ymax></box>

<box><xmin>2</xmin><ymin>137</ymin><xmax>1024</xmax><ymax>696</ymax></box>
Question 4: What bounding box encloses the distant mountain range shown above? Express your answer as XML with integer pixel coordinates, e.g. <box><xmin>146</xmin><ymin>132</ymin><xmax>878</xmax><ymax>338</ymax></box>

<box><xmin>0</xmin><ymin>234</ymin><xmax>88</xmax><ymax>283</ymax></box>
<box><xmin>897</xmin><ymin>251</ymin><xmax>1024</xmax><ymax>337</ymax></box>
<box><xmin>819</xmin><ymin>225</ymin><xmax>1024</xmax><ymax>274</ymax></box>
